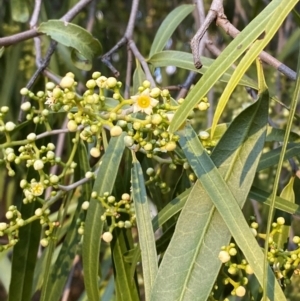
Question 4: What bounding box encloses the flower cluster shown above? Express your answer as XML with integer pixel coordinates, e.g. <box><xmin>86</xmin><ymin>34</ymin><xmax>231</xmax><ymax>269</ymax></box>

<box><xmin>0</xmin><ymin>71</ymin><xmax>211</xmax><ymax>250</ymax></box>
<box><xmin>214</xmin><ymin>217</ymin><xmax>300</xmax><ymax>299</ymax></box>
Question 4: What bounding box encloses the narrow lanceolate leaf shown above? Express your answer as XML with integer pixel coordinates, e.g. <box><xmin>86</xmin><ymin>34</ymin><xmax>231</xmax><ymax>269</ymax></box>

<box><xmin>149</xmin><ymin>5</ymin><xmax>194</xmax><ymax>57</ymax></box>
<box><xmin>179</xmin><ymin>126</ymin><xmax>286</xmax><ymax>301</ymax></box>
<box><xmin>133</xmin><ymin>59</ymin><xmax>146</xmax><ymax>94</ymax></box>
<box><xmin>151</xmin><ymin>91</ymin><xmax>271</xmax><ymax>301</ymax></box>
<box><xmin>210</xmin><ymin>0</ymin><xmax>299</xmax><ymax>136</ymax></box>
<box><xmin>111</xmin><ymin>228</ymin><xmax>140</xmax><ymax>301</ymax></box>
<box><xmin>169</xmin><ymin>0</ymin><xmax>284</xmax><ymax>134</ymax></box>
<box><xmin>41</xmin><ymin>142</ymin><xmax>91</xmax><ymax>301</ymax></box>
<box><xmin>132</xmin><ymin>155</ymin><xmax>158</xmax><ymax>301</ymax></box>
<box><xmin>249</xmin><ymin>186</ymin><xmax>300</xmax><ymax>215</ymax></box>
<box><xmin>8</xmin><ymin>202</ymin><xmax>41</xmax><ymax>301</ymax></box>
<box><xmin>38</xmin><ymin>20</ymin><xmax>102</xmax><ymax>61</ymax></box>
<box><xmin>148</xmin><ymin>51</ymin><xmax>257</xmax><ymax>88</ymax></box>
<box><xmin>274</xmin><ymin>177</ymin><xmax>295</xmax><ymax>250</ymax></box>
<box><xmin>83</xmin><ymin>133</ymin><xmax>126</xmax><ymax>301</ymax></box>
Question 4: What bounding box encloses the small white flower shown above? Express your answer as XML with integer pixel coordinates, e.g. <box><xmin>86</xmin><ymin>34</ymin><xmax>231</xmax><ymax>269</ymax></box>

<box><xmin>31</xmin><ymin>182</ymin><xmax>44</xmax><ymax>196</ymax></box>
<box><xmin>45</xmin><ymin>91</ymin><xmax>56</xmax><ymax>108</ymax></box>
<box><xmin>131</xmin><ymin>89</ymin><xmax>159</xmax><ymax>115</ymax></box>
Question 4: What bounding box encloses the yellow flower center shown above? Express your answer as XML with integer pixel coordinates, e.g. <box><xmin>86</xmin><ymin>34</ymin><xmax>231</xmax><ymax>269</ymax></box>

<box><xmin>137</xmin><ymin>95</ymin><xmax>151</xmax><ymax>109</ymax></box>
<box><xmin>31</xmin><ymin>182</ymin><xmax>44</xmax><ymax>196</ymax></box>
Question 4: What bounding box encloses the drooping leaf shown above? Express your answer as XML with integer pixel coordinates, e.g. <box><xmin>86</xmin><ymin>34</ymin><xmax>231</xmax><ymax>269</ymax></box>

<box><xmin>168</xmin><ymin>0</ymin><xmax>289</xmax><ymax>134</ymax></box>
<box><xmin>151</xmin><ymin>90</ymin><xmax>274</xmax><ymax>300</ymax></box>
<box><xmin>210</xmin><ymin>0</ymin><xmax>298</xmax><ymax>136</ymax></box>
<box><xmin>148</xmin><ymin>51</ymin><xmax>257</xmax><ymax>88</ymax></box>
<box><xmin>82</xmin><ymin>132</ymin><xmax>126</xmax><ymax>301</ymax></box>
<box><xmin>149</xmin><ymin>5</ymin><xmax>194</xmax><ymax>57</ymax></box>
<box><xmin>40</xmin><ymin>142</ymin><xmax>91</xmax><ymax>301</ymax></box>
<box><xmin>132</xmin><ymin>154</ymin><xmax>158</xmax><ymax>301</ymax></box>
<box><xmin>10</xmin><ymin>0</ymin><xmax>29</xmax><ymax>22</ymax></box>
<box><xmin>38</xmin><ymin>20</ymin><xmax>102</xmax><ymax>70</ymax></box>
<box><xmin>8</xmin><ymin>202</ymin><xmax>41</xmax><ymax>301</ymax></box>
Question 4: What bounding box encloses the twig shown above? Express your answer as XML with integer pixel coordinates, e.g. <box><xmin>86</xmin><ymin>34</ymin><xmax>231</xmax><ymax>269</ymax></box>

<box><xmin>129</xmin><ymin>40</ymin><xmax>156</xmax><ymax>87</ymax></box>
<box><xmin>191</xmin><ymin>0</ymin><xmax>224</xmax><ymax>69</ymax></box>
<box><xmin>125</xmin><ymin>47</ymin><xmax>133</xmax><ymax>98</ymax></box>
<box><xmin>29</xmin><ymin>0</ymin><xmax>42</xmax><ymax>28</ymax></box>
<box><xmin>100</xmin><ymin>0</ymin><xmax>140</xmax><ymax>76</ymax></box>
<box><xmin>216</xmin><ymin>12</ymin><xmax>297</xmax><ymax>81</ymax></box>
<box><xmin>0</xmin><ymin>0</ymin><xmax>93</xmax><ymax>47</ymax></box>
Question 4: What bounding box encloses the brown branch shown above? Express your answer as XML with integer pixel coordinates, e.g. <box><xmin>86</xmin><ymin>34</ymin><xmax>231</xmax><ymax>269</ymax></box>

<box><xmin>100</xmin><ymin>0</ymin><xmax>140</xmax><ymax>76</ymax></box>
<box><xmin>190</xmin><ymin>0</ymin><xmax>224</xmax><ymax>69</ymax></box>
<box><xmin>129</xmin><ymin>40</ymin><xmax>155</xmax><ymax>87</ymax></box>
<box><xmin>0</xmin><ymin>0</ymin><xmax>93</xmax><ymax>47</ymax></box>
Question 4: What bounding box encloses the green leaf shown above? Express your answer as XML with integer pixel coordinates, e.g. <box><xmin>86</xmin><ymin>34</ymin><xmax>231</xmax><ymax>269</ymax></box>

<box><xmin>168</xmin><ymin>0</ymin><xmax>286</xmax><ymax>134</ymax></box>
<box><xmin>10</xmin><ymin>0</ymin><xmax>29</xmax><ymax>22</ymax></box>
<box><xmin>41</xmin><ymin>142</ymin><xmax>91</xmax><ymax>301</ymax></box>
<box><xmin>111</xmin><ymin>228</ymin><xmax>140</xmax><ymax>301</ymax></box>
<box><xmin>8</xmin><ymin>202</ymin><xmax>41</xmax><ymax>301</ymax></box>
<box><xmin>148</xmin><ymin>51</ymin><xmax>257</xmax><ymax>88</ymax></box>
<box><xmin>151</xmin><ymin>91</ymin><xmax>271</xmax><ymax>301</ymax></box>
<box><xmin>249</xmin><ymin>186</ymin><xmax>300</xmax><ymax>215</ymax></box>
<box><xmin>38</xmin><ymin>20</ymin><xmax>102</xmax><ymax>69</ymax></box>
<box><xmin>210</xmin><ymin>0</ymin><xmax>298</xmax><ymax>136</ymax></box>
<box><xmin>0</xmin><ymin>250</ymin><xmax>11</xmax><ymax>293</ymax></box>
<box><xmin>258</xmin><ymin>143</ymin><xmax>300</xmax><ymax>171</ymax></box>
<box><xmin>178</xmin><ymin>125</ymin><xmax>286</xmax><ymax>300</ymax></box>
<box><xmin>133</xmin><ymin>59</ymin><xmax>146</xmax><ymax>94</ymax></box>
<box><xmin>82</xmin><ymin>133</ymin><xmax>126</xmax><ymax>301</ymax></box>
<box><xmin>132</xmin><ymin>155</ymin><xmax>158</xmax><ymax>301</ymax></box>
<box><xmin>0</xmin><ymin>47</ymin><xmax>4</xmax><ymax>58</ymax></box>
<box><xmin>149</xmin><ymin>5</ymin><xmax>194</xmax><ymax>57</ymax></box>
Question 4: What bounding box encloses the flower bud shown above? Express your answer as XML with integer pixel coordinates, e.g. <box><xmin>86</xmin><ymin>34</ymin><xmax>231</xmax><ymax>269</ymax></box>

<box><xmin>60</xmin><ymin>76</ymin><xmax>74</xmax><ymax>89</ymax></box>
<box><xmin>90</xmin><ymin>147</ymin><xmax>101</xmax><ymax>158</ymax></box>
<box><xmin>5</xmin><ymin>122</ymin><xmax>16</xmax><ymax>132</ymax></box>
<box><xmin>218</xmin><ymin>250</ymin><xmax>230</xmax><ymax>263</ymax></box>
<box><xmin>34</xmin><ymin>160</ymin><xmax>44</xmax><ymax>170</ymax></box>
<box><xmin>102</xmin><ymin>231</ymin><xmax>113</xmax><ymax>242</ymax></box>
<box><xmin>110</xmin><ymin>125</ymin><xmax>122</xmax><ymax>137</ymax></box>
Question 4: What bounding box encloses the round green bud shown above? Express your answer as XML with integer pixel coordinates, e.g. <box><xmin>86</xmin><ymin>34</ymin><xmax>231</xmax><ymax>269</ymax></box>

<box><xmin>102</xmin><ymin>231</ymin><xmax>113</xmax><ymax>243</ymax></box>
<box><xmin>198</xmin><ymin>102</ymin><xmax>208</xmax><ymax>111</ymax></box>
<box><xmin>34</xmin><ymin>160</ymin><xmax>44</xmax><ymax>170</ymax></box>
<box><xmin>165</xmin><ymin>141</ymin><xmax>177</xmax><ymax>152</ymax></box>
<box><xmin>150</xmin><ymin>87</ymin><xmax>161</xmax><ymax>98</ymax></box>
<box><xmin>86</xmin><ymin>79</ymin><xmax>96</xmax><ymax>89</ymax></box>
<box><xmin>199</xmin><ymin>131</ymin><xmax>210</xmax><ymax>140</ymax></box>
<box><xmin>121</xmin><ymin>193</ymin><xmax>130</xmax><ymax>201</ymax></box>
<box><xmin>245</xmin><ymin>264</ymin><xmax>253</xmax><ymax>274</ymax></box>
<box><xmin>218</xmin><ymin>250</ymin><xmax>230</xmax><ymax>263</ymax></box>
<box><xmin>20</xmin><ymin>87</ymin><xmax>29</xmax><ymax>95</ymax></box>
<box><xmin>5</xmin><ymin>211</ymin><xmax>14</xmax><ymax>219</ymax></box>
<box><xmin>6</xmin><ymin>152</ymin><xmax>16</xmax><ymax>162</ymax></box>
<box><xmin>277</xmin><ymin>217</ymin><xmax>285</xmax><ymax>225</ymax></box>
<box><xmin>0</xmin><ymin>223</ymin><xmax>7</xmax><ymax>231</ymax></box>
<box><xmin>40</xmin><ymin>238</ymin><xmax>49</xmax><ymax>247</ymax></box>
<box><xmin>235</xmin><ymin>286</ymin><xmax>246</xmax><ymax>297</ymax></box>
<box><xmin>124</xmin><ymin>135</ymin><xmax>134</xmax><ymax>147</ymax></box>
<box><xmin>92</xmin><ymin>72</ymin><xmax>101</xmax><ymax>79</ymax></box>
<box><xmin>82</xmin><ymin>201</ymin><xmax>90</xmax><ymax>210</ymax></box>
<box><xmin>146</xmin><ymin>168</ymin><xmax>154</xmax><ymax>176</ymax></box>
<box><xmin>144</xmin><ymin>143</ymin><xmax>153</xmax><ymax>151</ymax></box>
<box><xmin>46</xmin><ymin>82</ymin><xmax>56</xmax><ymax>90</ymax></box>
<box><xmin>110</xmin><ymin>125</ymin><xmax>122</xmax><ymax>137</ymax></box>
<box><xmin>49</xmin><ymin>175</ymin><xmax>59</xmax><ymax>184</ymax></box>
<box><xmin>91</xmin><ymin>191</ymin><xmax>98</xmax><ymax>199</ymax></box>
<box><xmin>60</xmin><ymin>76</ymin><xmax>74</xmax><ymax>89</ymax></box>
<box><xmin>35</xmin><ymin>208</ymin><xmax>43</xmax><ymax>217</ymax></box>
<box><xmin>124</xmin><ymin>221</ymin><xmax>132</xmax><ymax>228</ymax></box>
<box><xmin>107</xmin><ymin>196</ymin><xmax>116</xmax><ymax>203</ymax></box>
<box><xmin>293</xmin><ymin>236</ymin><xmax>300</xmax><ymax>244</ymax></box>
<box><xmin>106</xmin><ymin>77</ymin><xmax>117</xmax><ymax>88</ymax></box>
<box><xmin>90</xmin><ymin>147</ymin><xmax>101</xmax><ymax>158</ymax></box>
<box><xmin>67</xmin><ymin>120</ymin><xmax>78</xmax><ymax>132</ymax></box>
<box><xmin>5</xmin><ymin>122</ymin><xmax>16</xmax><ymax>132</ymax></box>
<box><xmin>17</xmin><ymin>219</ymin><xmax>25</xmax><ymax>226</ymax></box>
<box><xmin>47</xmin><ymin>143</ymin><xmax>55</xmax><ymax>150</ymax></box>
<box><xmin>20</xmin><ymin>179</ymin><xmax>28</xmax><ymax>188</ymax></box>
<box><xmin>229</xmin><ymin>248</ymin><xmax>237</xmax><ymax>256</ymax></box>
<box><xmin>142</xmin><ymin>80</ymin><xmax>151</xmax><ymax>88</ymax></box>
<box><xmin>8</xmin><ymin>170</ymin><xmax>15</xmax><ymax>177</ymax></box>
<box><xmin>151</xmin><ymin>114</ymin><xmax>163</xmax><ymax>125</ymax></box>
<box><xmin>27</xmin><ymin>133</ymin><xmax>36</xmax><ymax>141</ymax></box>
<box><xmin>113</xmin><ymin>93</ymin><xmax>120</xmax><ymax>100</ymax></box>
<box><xmin>85</xmin><ymin>171</ymin><xmax>94</xmax><ymax>179</ymax></box>
<box><xmin>1</xmin><ymin>106</ymin><xmax>9</xmax><ymax>113</ymax></box>
<box><xmin>78</xmin><ymin>227</ymin><xmax>84</xmax><ymax>235</ymax></box>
